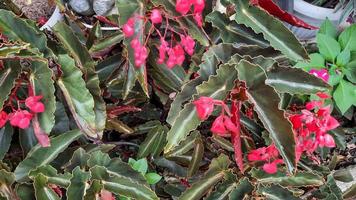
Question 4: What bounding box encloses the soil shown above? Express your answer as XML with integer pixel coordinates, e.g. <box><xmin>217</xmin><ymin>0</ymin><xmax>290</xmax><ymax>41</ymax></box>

<box><xmin>12</xmin><ymin>0</ymin><xmax>55</xmax><ymax>21</ymax></box>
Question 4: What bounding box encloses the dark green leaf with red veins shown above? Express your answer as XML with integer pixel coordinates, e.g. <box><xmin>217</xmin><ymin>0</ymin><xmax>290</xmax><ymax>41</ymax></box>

<box><xmin>179</xmin><ymin>154</ymin><xmax>230</xmax><ymax>200</ymax></box>
<box><xmin>167</xmin><ymin>43</ymin><xmax>244</xmax><ymax>125</ymax></box>
<box><xmin>0</xmin><ymin>124</ymin><xmax>13</xmax><ymax>160</ymax></box>
<box><xmin>28</xmin><ymin>60</ymin><xmax>56</xmax><ymax>134</ymax></box>
<box><xmin>164</xmin><ymin>63</ymin><xmax>238</xmax><ymax>153</ymax></box>
<box><xmin>0</xmin><ymin>10</ymin><xmax>54</xmax><ymax>57</ymax></box>
<box><xmin>0</xmin><ymin>60</ymin><xmax>21</xmax><ymax>109</ymax></box>
<box><xmin>33</xmin><ymin>173</ymin><xmax>61</xmax><ymax>200</ymax></box>
<box><xmin>56</xmin><ymin>55</ymin><xmax>97</xmax><ymax>138</ymax></box>
<box><xmin>257</xmin><ymin>184</ymin><xmax>301</xmax><ymax>200</ymax></box>
<box><xmin>14</xmin><ymin>129</ymin><xmax>83</xmax><ymax>182</ymax></box>
<box><xmin>52</xmin><ymin>23</ymin><xmax>106</xmax><ymax>136</ymax></box>
<box><xmin>90</xmin><ymin>166</ymin><xmax>159</xmax><ymax>200</ymax></box>
<box><xmin>137</xmin><ymin>124</ymin><xmax>167</xmax><ymax>159</ymax></box>
<box><xmin>66</xmin><ymin>167</ymin><xmax>91</xmax><ymax>200</ymax></box>
<box><xmin>251</xmin><ymin>168</ymin><xmax>324</xmax><ymax>187</ymax></box>
<box><xmin>187</xmin><ymin>137</ymin><xmax>204</xmax><ymax>177</ymax></box>
<box><xmin>96</xmin><ymin>54</ymin><xmax>124</xmax><ymax>84</ymax></box>
<box><xmin>86</xmin><ymin>22</ymin><xmax>103</xmax><ymax>49</ymax></box>
<box><xmin>236</xmin><ymin>60</ymin><xmax>296</xmax><ymax>174</ymax></box>
<box><xmin>117</xmin><ymin>0</ymin><xmax>149</xmax><ymax>98</ymax></box>
<box><xmin>233</xmin><ymin>0</ymin><xmax>309</xmax><ymax>61</ymax></box>
<box><xmin>206</xmin><ymin>11</ymin><xmax>269</xmax><ymax>47</ymax></box>
<box><xmin>151</xmin><ymin>0</ymin><xmax>210</xmax><ymax>46</ymax></box>
<box><xmin>230</xmin><ymin>101</ymin><xmax>244</xmax><ymax>173</ymax></box>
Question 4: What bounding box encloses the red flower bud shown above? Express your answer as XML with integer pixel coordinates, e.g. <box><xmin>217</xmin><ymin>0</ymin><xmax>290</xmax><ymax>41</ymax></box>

<box><xmin>210</xmin><ymin>115</ymin><xmax>228</xmax><ymax>136</ymax></box>
<box><xmin>193</xmin><ymin>97</ymin><xmax>215</xmax><ymax>120</ymax></box>
<box><xmin>150</xmin><ymin>9</ymin><xmax>162</xmax><ymax>24</ymax></box>
<box><xmin>0</xmin><ymin>111</ymin><xmax>8</xmax><ymax>128</ymax></box>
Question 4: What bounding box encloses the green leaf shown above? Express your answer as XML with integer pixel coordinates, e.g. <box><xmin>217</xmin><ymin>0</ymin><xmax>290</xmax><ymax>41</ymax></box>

<box><xmin>165</xmin><ymin>131</ymin><xmax>199</xmax><ymax>157</ymax></box>
<box><xmin>164</xmin><ymin>64</ymin><xmax>238</xmax><ymax>153</ymax></box>
<box><xmin>236</xmin><ymin>60</ymin><xmax>296</xmax><ymax>174</ymax></box>
<box><xmin>344</xmin><ymin>62</ymin><xmax>356</xmax><ymax>83</ymax></box>
<box><xmin>317</xmin><ymin>33</ymin><xmax>341</xmax><ymax>62</ymax></box>
<box><xmin>257</xmin><ymin>184</ymin><xmax>301</xmax><ymax>200</ymax></box>
<box><xmin>333</xmin><ymin>79</ymin><xmax>356</xmax><ymax>114</ymax></box>
<box><xmin>336</xmin><ymin>50</ymin><xmax>351</xmax><ymax>67</ymax></box>
<box><xmin>53</xmin><ymin>22</ymin><xmax>106</xmax><ymax>136</ymax></box>
<box><xmin>338</xmin><ymin>24</ymin><xmax>356</xmax><ymax>51</ymax></box>
<box><xmin>251</xmin><ymin>168</ymin><xmax>324</xmax><ymax>187</ymax></box>
<box><xmin>90</xmin><ymin>166</ymin><xmax>159</xmax><ymax>200</ymax></box>
<box><xmin>130</xmin><ymin>158</ymin><xmax>148</xmax><ymax>175</ymax></box>
<box><xmin>187</xmin><ymin>137</ymin><xmax>204</xmax><ymax>177</ymax></box>
<box><xmin>206</xmin><ymin>11</ymin><xmax>268</xmax><ymax>47</ymax></box>
<box><xmin>16</xmin><ymin>183</ymin><xmax>35</xmax><ymax>200</ymax></box>
<box><xmin>29</xmin><ymin>165</ymin><xmax>71</xmax><ymax>187</ymax></box>
<box><xmin>33</xmin><ymin>174</ymin><xmax>60</xmax><ymax>200</ymax></box>
<box><xmin>179</xmin><ymin>154</ymin><xmax>231</xmax><ymax>200</ymax></box>
<box><xmin>0</xmin><ymin>124</ymin><xmax>13</xmax><ymax>160</ymax></box>
<box><xmin>167</xmin><ymin>43</ymin><xmax>241</xmax><ymax>125</ymax></box>
<box><xmin>205</xmin><ymin>172</ymin><xmax>237</xmax><ymax>200</ymax></box>
<box><xmin>151</xmin><ymin>0</ymin><xmax>210</xmax><ymax>46</ymax></box>
<box><xmin>89</xmin><ymin>32</ymin><xmax>124</xmax><ymax>54</ymax></box>
<box><xmin>64</xmin><ymin>148</ymin><xmax>90</xmax><ymax>171</ymax></box>
<box><xmin>28</xmin><ymin>60</ymin><xmax>56</xmax><ymax>134</ymax></box>
<box><xmin>319</xmin><ymin>18</ymin><xmax>338</xmax><ymax>38</ymax></box>
<box><xmin>294</xmin><ymin>53</ymin><xmax>325</xmax><ymax>71</ymax></box>
<box><xmin>117</xmin><ymin>0</ymin><xmax>149</xmax><ymax>97</ymax></box>
<box><xmin>137</xmin><ymin>124</ymin><xmax>167</xmax><ymax>159</ymax></box>
<box><xmin>87</xmin><ymin>150</ymin><xmax>111</xmax><ymax>168</ymax></box>
<box><xmin>19</xmin><ymin>125</ymin><xmax>37</xmax><ymax>155</ymax></box>
<box><xmin>67</xmin><ymin>167</ymin><xmax>91</xmax><ymax>200</ymax></box>
<box><xmin>14</xmin><ymin>129</ymin><xmax>82</xmax><ymax>182</ymax></box>
<box><xmin>84</xmin><ymin>180</ymin><xmax>103</xmax><ymax>200</ymax></box>
<box><xmin>232</xmin><ymin>0</ymin><xmax>308</xmax><ymax>61</ymax></box>
<box><xmin>144</xmin><ymin>173</ymin><xmax>162</xmax><ymax>185</ymax></box>
<box><xmin>328</xmin><ymin>66</ymin><xmax>344</xmax><ymax>86</ymax></box>
<box><xmin>333</xmin><ymin>167</ymin><xmax>354</xmax><ymax>183</ymax></box>
<box><xmin>0</xmin><ymin>9</ymin><xmax>53</xmax><ymax>57</ymax></box>
<box><xmin>56</xmin><ymin>54</ymin><xmax>97</xmax><ymax>138</ymax></box>
<box><xmin>0</xmin><ymin>60</ymin><xmax>21</xmax><ymax>109</ymax></box>
<box><xmin>229</xmin><ymin>178</ymin><xmax>254</xmax><ymax>200</ymax></box>
<box><xmin>0</xmin><ymin>169</ymin><xmax>17</xmax><ymax>200</ymax></box>
<box><xmin>264</xmin><ymin>63</ymin><xmax>331</xmax><ymax>94</ymax></box>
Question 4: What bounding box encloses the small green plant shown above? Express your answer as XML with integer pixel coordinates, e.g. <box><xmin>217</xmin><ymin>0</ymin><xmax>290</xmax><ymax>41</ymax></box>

<box><xmin>296</xmin><ymin>19</ymin><xmax>356</xmax><ymax>115</ymax></box>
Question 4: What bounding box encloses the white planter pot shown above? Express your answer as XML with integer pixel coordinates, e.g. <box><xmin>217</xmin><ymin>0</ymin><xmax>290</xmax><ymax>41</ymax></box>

<box><xmin>288</xmin><ymin>0</ymin><xmax>344</xmax><ymax>40</ymax></box>
<box><xmin>40</xmin><ymin>6</ymin><xmax>63</xmax><ymax>31</ymax></box>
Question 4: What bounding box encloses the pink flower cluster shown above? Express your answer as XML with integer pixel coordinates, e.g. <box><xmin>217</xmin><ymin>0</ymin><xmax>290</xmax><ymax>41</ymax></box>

<box><xmin>289</xmin><ymin>93</ymin><xmax>339</xmax><ymax>161</ymax></box>
<box><xmin>176</xmin><ymin>0</ymin><xmax>205</xmax><ymax>27</ymax></box>
<box><xmin>122</xmin><ymin>1</ymin><xmax>201</xmax><ymax>69</ymax></box>
<box><xmin>309</xmin><ymin>69</ymin><xmax>329</xmax><ymax>82</ymax></box>
<box><xmin>0</xmin><ymin>95</ymin><xmax>45</xmax><ymax>129</ymax></box>
<box><xmin>193</xmin><ymin>97</ymin><xmax>238</xmax><ymax>136</ymax></box>
<box><xmin>248</xmin><ymin>145</ymin><xmax>284</xmax><ymax>174</ymax></box>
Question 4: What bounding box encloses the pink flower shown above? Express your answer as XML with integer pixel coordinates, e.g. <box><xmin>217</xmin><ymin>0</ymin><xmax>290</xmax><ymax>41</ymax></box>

<box><xmin>193</xmin><ymin>13</ymin><xmax>203</xmax><ymax>27</ymax></box>
<box><xmin>25</xmin><ymin>95</ymin><xmax>45</xmax><ymax>113</ymax></box>
<box><xmin>211</xmin><ymin>115</ymin><xmax>227</xmax><ymax>136</ymax></box>
<box><xmin>0</xmin><ymin>111</ymin><xmax>8</xmax><ymax>128</ymax></box>
<box><xmin>150</xmin><ymin>9</ymin><xmax>162</xmax><ymax>24</ymax></box>
<box><xmin>166</xmin><ymin>45</ymin><xmax>185</xmax><ymax>68</ymax></box>
<box><xmin>316</xmin><ymin>92</ymin><xmax>331</xmax><ymax>99</ymax></box>
<box><xmin>193</xmin><ymin>97</ymin><xmax>215</xmax><ymax>120</ymax></box>
<box><xmin>305</xmin><ymin>100</ymin><xmax>322</xmax><ymax>110</ymax></box>
<box><xmin>181</xmin><ymin>35</ymin><xmax>195</xmax><ymax>55</ymax></box>
<box><xmin>176</xmin><ymin>0</ymin><xmax>192</xmax><ymax>15</ymax></box>
<box><xmin>131</xmin><ymin>38</ymin><xmax>148</xmax><ymax>67</ymax></box>
<box><xmin>193</xmin><ymin>0</ymin><xmax>205</xmax><ymax>13</ymax></box>
<box><xmin>123</xmin><ymin>18</ymin><xmax>135</xmax><ymax>37</ymax></box>
<box><xmin>158</xmin><ymin>40</ymin><xmax>169</xmax><ymax>64</ymax></box>
<box><xmin>9</xmin><ymin>110</ymin><xmax>33</xmax><ymax>129</ymax></box>
<box><xmin>309</xmin><ymin>69</ymin><xmax>329</xmax><ymax>82</ymax></box>
<box><xmin>323</xmin><ymin>134</ymin><xmax>336</xmax><ymax>148</ymax></box>
<box><xmin>247</xmin><ymin>147</ymin><xmax>266</xmax><ymax>161</ymax></box>
<box><xmin>262</xmin><ymin>162</ymin><xmax>278</xmax><ymax>174</ymax></box>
